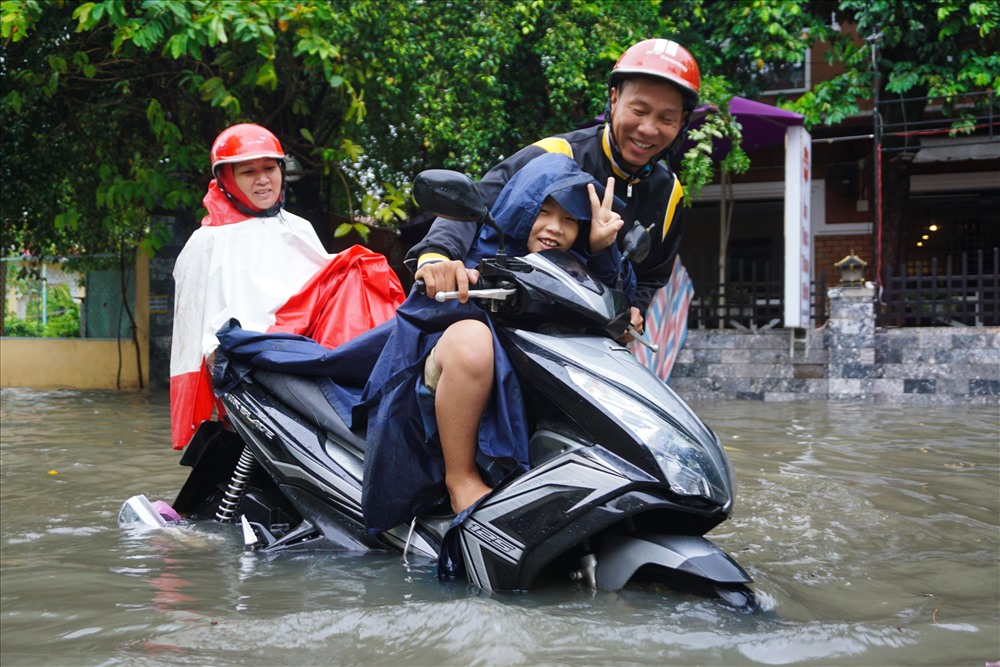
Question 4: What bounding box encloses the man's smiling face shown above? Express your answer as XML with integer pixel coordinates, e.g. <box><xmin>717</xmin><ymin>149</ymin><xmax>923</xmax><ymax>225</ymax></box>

<box><xmin>609</xmin><ymin>76</ymin><xmax>687</xmax><ymax>172</ymax></box>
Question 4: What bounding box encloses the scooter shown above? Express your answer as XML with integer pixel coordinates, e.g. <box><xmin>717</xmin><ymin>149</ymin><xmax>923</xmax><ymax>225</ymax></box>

<box><xmin>124</xmin><ymin>169</ymin><xmax>754</xmax><ymax>607</ymax></box>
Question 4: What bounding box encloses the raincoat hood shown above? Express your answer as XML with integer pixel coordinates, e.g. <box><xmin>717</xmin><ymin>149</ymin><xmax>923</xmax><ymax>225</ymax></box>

<box><xmin>201</xmin><ymin>163</ymin><xmax>286</xmax><ymax>227</ymax></box>
<box><xmin>469</xmin><ymin>153</ymin><xmax>622</xmax><ymax>262</ymax></box>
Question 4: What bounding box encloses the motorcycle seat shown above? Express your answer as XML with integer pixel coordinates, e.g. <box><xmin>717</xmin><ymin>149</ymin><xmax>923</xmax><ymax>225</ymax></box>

<box><xmin>253</xmin><ymin>370</ymin><xmax>368</xmax><ymax>453</ymax></box>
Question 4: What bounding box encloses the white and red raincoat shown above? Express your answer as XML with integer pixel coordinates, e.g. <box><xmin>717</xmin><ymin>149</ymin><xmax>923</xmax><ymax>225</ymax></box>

<box><xmin>169</xmin><ymin>180</ymin><xmax>404</xmax><ymax>449</ymax></box>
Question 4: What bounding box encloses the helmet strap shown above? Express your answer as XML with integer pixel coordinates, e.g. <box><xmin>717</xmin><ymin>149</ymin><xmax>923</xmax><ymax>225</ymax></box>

<box><xmin>665</xmin><ymin>112</ymin><xmax>693</xmax><ymax>158</ymax></box>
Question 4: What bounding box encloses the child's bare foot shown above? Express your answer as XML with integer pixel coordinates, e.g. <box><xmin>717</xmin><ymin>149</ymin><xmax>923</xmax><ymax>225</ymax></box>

<box><xmin>448</xmin><ymin>477</ymin><xmax>492</xmax><ymax>515</ymax></box>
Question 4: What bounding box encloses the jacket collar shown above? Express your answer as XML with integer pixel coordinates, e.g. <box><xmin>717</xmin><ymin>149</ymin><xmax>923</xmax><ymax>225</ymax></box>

<box><xmin>600</xmin><ymin>124</ymin><xmax>654</xmax><ymax>185</ymax></box>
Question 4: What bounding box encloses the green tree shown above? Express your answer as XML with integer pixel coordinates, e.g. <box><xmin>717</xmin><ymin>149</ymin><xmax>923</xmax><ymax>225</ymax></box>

<box><xmin>3</xmin><ymin>269</ymin><xmax>81</xmax><ymax>338</ymax></box>
<box><xmin>678</xmin><ymin>0</ymin><xmax>997</xmax><ymax>286</ymax></box>
<box><xmin>5</xmin><ymin>0</ymin><xmax>992</xmax><ymax>300</ymax></box>
<box><xmin>1</xmin><ymin>0</ymin><xmax>367</xmax><ymax>258</ymax></box>
<box><xmin>1</xmin><ymin>0</ymin><xmax>746</xmax><ymax>258</ymax></box>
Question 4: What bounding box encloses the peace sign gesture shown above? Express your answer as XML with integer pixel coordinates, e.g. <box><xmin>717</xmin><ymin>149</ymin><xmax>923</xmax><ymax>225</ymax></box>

<box><xmin>587</xmin><ymin>177</ymin><xmax>623</xmax><ymax>252</ymax></box>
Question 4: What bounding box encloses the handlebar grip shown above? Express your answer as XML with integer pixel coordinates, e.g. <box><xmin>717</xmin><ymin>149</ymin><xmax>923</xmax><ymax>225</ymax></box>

<box><xmin>433</xmin><ymin>287</ymin><xmax>516</xmax><ymax>303</ymax></box>
<box><xmin>414</xmin><ymin>279</ymin><xmax>427</xmax><ymax>295</ymax></box>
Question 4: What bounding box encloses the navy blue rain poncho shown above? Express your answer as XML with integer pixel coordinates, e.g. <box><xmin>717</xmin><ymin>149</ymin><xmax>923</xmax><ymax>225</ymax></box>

<box><xmin>466</xmin><ymin>153</ymin><xmax>635</xmax><ymax>295</ymax></box>
<box><xmin>215</xmin><ymin>153</ymin><xmax>636</xmax><ymax>536</ymax></box>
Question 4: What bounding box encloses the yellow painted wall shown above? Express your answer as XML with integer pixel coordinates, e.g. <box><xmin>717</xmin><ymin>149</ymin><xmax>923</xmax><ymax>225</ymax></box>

<box><xmin>0</xmin><ymin>253</ymin><xmax>149</xmax><ymax>389</ymax></box>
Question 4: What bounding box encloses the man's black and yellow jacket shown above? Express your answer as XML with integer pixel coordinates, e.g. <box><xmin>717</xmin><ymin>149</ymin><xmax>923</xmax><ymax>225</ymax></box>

<box><xmin>405</xmin><ymin>123</ymin><xmax>686</xmax><ymax>316</ymax></box>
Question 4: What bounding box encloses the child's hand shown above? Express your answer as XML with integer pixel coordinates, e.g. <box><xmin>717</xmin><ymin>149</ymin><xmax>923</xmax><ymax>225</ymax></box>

<box><xmin>588</xmin><ymin>177</ymin><xmax>623</xmax><ymax>252</ymax></box>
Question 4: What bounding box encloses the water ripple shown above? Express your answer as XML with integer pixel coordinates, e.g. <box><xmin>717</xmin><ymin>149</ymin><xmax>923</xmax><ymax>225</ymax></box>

<box><xmin>2</xmin><ymin>390</ymin><xmax>997</xmax><ymax>666</ymax></box>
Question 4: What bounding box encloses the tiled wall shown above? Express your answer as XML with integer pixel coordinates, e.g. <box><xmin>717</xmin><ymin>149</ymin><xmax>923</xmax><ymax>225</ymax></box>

<box><xmin>670</xmin><ymin>287</ymin><xmax>999</xmax><ymax>405</ymax></box>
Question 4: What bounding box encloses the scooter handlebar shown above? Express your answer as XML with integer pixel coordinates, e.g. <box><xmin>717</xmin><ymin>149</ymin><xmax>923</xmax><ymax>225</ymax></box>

<box><xmin>434</xmin><ymin>288</ymin><xmax>517</xmax><ymax>303</ymax></box>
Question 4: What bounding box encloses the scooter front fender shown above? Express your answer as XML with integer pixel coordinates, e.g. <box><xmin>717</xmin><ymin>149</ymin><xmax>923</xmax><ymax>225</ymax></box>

<box><xmin>595</xmin><ymin>533</ymin><xmax>752</xmax><ymax>591</ymax></box>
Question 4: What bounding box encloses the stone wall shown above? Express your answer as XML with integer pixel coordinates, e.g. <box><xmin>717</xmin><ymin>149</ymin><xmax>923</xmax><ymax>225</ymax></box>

<box><xmin>148</xmin><ymin>214</ymin><xmax>193</xmax><ymax>390</ymax></box>
<box><xmin>670</xmin><ymin>285</ymin><xmax>999</xmax><ymax>405</ymax></box>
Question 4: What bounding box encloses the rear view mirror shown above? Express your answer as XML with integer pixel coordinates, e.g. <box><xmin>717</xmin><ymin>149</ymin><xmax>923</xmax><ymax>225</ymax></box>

<box><xmin>622</xmin><ymin>221</ymin><xmax>651</xmax><ymax>265</ymax></box>
<box><xmin>413</xmin><ymin>170</ymin><xmax>490</xmax><ymax>223</ymax></box>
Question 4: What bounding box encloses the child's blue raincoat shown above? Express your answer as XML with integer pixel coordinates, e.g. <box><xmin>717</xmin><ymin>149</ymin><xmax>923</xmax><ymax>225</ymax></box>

<box><xmin>215</xmin><ymin>153</ymin><xmax>636</xmax><ymax>536</ymax></box>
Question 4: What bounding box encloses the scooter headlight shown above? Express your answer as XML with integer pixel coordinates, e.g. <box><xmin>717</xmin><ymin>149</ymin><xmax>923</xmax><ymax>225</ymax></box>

<box><xmin>566</xmin><ymin>366</ymin><xmax>728</xmax><ymax>505</ymax></box>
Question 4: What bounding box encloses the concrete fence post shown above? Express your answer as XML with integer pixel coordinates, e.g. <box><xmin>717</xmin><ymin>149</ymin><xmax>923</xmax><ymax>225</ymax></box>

<box><xmin>826</xmin><ymin>285</ymin><xmax>877</xmax><ymax>401</ymax></box>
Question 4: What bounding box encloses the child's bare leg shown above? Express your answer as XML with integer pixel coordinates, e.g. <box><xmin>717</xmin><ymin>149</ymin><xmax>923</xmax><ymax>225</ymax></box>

<box><xmin>432</xmin><ymin>320</ymin><xmax>494</xmax><ymax>514</ymax></box>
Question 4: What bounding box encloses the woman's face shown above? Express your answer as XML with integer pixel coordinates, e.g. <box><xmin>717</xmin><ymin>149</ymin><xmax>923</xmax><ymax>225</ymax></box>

<box><xmin>232</xmin><ymin>158</ymin><xmax>282</xmax><ymax>210</ymax></box>
<box><xmin>527</xmin><ymin>196</ymin><xmax>580</xmax><ymax>252</ymax></box>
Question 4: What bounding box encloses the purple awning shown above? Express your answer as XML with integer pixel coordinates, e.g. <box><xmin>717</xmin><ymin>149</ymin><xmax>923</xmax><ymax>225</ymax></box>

<box><xmin>684</xmin><ymin>96</ymin><xmax>805</xmax><ymax>159</ymax></box>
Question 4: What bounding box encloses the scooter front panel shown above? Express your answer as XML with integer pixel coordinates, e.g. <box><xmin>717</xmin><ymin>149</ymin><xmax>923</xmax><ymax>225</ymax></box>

<box><xmin>458</xmin><ymin>444</ymin><xmax>658</xmax><ymax>591</ymax></box>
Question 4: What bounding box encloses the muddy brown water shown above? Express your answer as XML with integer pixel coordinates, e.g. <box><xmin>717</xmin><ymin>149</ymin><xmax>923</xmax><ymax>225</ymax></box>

<box><xmin>1</xmin><ymin>388</ymin><xmax>997</xmax><ymax>666</ymax></box>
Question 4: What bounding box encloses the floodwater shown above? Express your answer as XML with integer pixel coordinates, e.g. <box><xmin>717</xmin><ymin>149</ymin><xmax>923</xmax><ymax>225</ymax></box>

<box><xmin>1</xmin><ymin>387</ymin><xmax>997</xmax><ymax>667</ymax></box>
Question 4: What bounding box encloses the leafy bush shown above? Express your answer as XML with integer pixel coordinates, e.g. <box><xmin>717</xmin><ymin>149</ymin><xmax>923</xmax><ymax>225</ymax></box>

<box><xmin>4</xmin><ymin>283</ymin><xmax>80</xmax><ymax>338</ymax></box>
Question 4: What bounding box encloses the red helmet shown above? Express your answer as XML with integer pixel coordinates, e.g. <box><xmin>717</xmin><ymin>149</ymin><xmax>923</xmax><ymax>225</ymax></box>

<box><xmin>210</xmin><ymin>123</ymin><xmax>285</xmax><ymax>174</ymax></box>
<box><xmin>609</xmin><ymin>39</ymin><xmax>700</xmax><ymax>111</ymax></box>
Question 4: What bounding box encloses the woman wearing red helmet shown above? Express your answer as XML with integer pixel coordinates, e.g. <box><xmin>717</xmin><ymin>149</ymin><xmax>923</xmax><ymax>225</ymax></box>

<box><xmin>408</xmin><ymin>39</ymin><xmax>700</xmax><ymax>342</ymax></box>
<box><xmin>169</xmin><ymin>123</ymin><xmax>404</xmax><ymax>450</ymax></box>
<box><xmin>207</xmin><ymin>123</ymin><xmax>288</xmax><ymax>221</ymax></box>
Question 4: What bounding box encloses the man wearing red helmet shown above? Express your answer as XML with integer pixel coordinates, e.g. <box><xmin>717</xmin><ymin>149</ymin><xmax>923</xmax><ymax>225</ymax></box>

<box><xmin>169</xmin><ymin>123</ymin><xmax>404</xmax><ymax>450</ymax></box>
<box><xmin>407</xmin><ymin>38</ymin><xmax>700</xmax><ymax>335</ymax></box>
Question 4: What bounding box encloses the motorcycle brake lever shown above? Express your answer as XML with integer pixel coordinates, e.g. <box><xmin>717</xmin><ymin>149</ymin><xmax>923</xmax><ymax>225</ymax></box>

<box><xmin>628</xmin><ymin>325</ymin><xmax>660</xmax><ymax>352</ymax></box>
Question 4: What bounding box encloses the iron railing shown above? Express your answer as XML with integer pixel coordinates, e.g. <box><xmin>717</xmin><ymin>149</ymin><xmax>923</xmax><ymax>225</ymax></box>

<box><xmin>687</xmin><ymin>249</ymin><xmax>998</xmax><ymax>330</ymax></box>
<box><xmin>879</xmin><ymin>248</ymin><xmax>999</xmax><ymax>327</ymax></box>
<box><xmin>686</xmin><ymin>260</ymin><xmax>828</xmax><ymax>330</ymax></box>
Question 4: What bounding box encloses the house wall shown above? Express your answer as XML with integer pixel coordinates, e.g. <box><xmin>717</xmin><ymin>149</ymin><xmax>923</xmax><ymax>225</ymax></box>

<box><xmin>0</xmin><ymin>253</ymin><xmax>149</xmax><ymax>389</ymax></box>
<box><xmin>814</xmin><ymin>235</ymin><xmax>868</xmax><ymax>286</ymax></box>
<box><xmin>669</xmin><ymin>285</ymin><xmax>999</xmax><ymax>405</ymax></box>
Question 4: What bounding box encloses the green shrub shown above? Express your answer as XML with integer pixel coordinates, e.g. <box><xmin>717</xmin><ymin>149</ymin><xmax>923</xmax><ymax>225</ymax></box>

<box><xmin>4</xmin><ymin>283</ymin><xmax>80</xmax><ymax>338</ymax></box>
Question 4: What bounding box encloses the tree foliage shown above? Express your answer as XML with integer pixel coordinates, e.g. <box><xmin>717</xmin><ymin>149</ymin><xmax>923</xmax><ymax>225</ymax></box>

<box><xmin>786</xmin><ymin>0</ymin><xmax>1000</xmax><ymax>275</ymax></box>
<box><xmin>2</xmin><ymin>0</ymin><xmax>996</xmax><ymax>269</ymax></box>
<box><xmin>788</xmin><ymin>0</ymin><xmax>1000</xmax><ymax>125</ymax></box>
<box><xmin>1</xmin><ymin>0</ymin><xmax>748</xmax><ymax>260</ymax></box>
<box><xmin>2</xmin><ymin>0</ymin><xmax>367</xmax><ymax>260</ymax></box>
<box><xmin>3</xmin><ymin>269</ymin><xmax>80</xmax><ymax>338</ymax></box>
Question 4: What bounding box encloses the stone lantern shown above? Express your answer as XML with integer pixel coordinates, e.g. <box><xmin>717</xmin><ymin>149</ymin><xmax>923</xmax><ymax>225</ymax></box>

<box><xmin>834</xmin><ymin>251</ymin><xmax>867</xmax><ymax>287</ymax></box>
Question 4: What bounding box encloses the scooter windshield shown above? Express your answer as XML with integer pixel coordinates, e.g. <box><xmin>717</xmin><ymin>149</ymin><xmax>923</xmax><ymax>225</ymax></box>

<box><xmin>525</xmin><ymin>249</ymin><xmax>602</xmax><ymax>293</ymax></box>
<box><xmin>513</xmin><ymin>251</ymin><xmax>624</xmax><ymax>325</ymax></box>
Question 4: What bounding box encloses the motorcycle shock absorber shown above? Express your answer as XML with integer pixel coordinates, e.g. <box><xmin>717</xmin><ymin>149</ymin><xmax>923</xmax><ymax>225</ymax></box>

<box><xmin>215</xmin><ymin>445</ymin><xmax>258</xmax><ymax>523</ymax></box>
<box><xmin>569</xmin><ymin>539</ymin><xmax>598</xmax><ymax>589</ymax></box>
<box><xmin>570</xmin><ymin>553</ymin><xmax>598</xmax><ymax>589</ymax></box>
